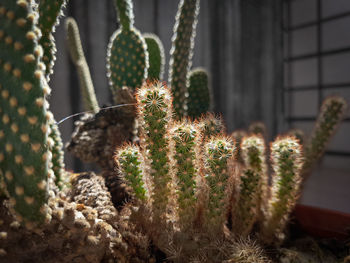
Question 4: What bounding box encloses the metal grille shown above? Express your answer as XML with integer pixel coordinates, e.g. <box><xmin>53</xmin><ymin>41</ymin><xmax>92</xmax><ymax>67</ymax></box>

<box><xmin>283</xmin><ymin>0</ymin><xmax>350</xmax><ymax>158</ymax></box>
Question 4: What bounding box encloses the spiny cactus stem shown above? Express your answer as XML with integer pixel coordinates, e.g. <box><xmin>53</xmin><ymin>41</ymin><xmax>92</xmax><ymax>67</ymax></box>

<box><xmin>172</xmin><ymin>122</ymin><xmax>200</xmax><ymax>227</ymax></box>
<box><xmin>204</xmin><ymin>136</ymin><xmax>235</xmax><ymax>229</ymax></box>
<box><xmin>261</xmin><ymin>136</ymin><xmax>303</xmax><ymax>245</ymax></box>
<box><xmin>116</xmin><ymin>145</ymin><xmax>147</xmax><ymax>201</ymax></box>
<box><xmin>136</xmin><ymin>82</ymin><xmax>173</xmax><ymax>220</ymax></box>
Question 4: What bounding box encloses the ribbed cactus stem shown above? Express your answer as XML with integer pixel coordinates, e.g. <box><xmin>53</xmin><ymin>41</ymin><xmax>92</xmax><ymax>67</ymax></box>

<box><xmin>204</xmin><ymin>136</ymin><xmax>235</xmax><ymax>228</ymax></box>
<box><xmin>199</xmin><ymin>113</ymin><xmax>225</xmax><ymax>140</ymax></box>
<box><xmin>0</xmin><ymin>0</ymin><xmax>52</xmax><ymax>225</ymax></box>
<box><xmin>116</xmin><ymin>145</ymin><xmax>147</xmax><ymax>201</ymax></box>
<box><xmin>66</xmin><ymin>17</ymin><xmax>99</xmax><ymax>113</ymax></box>
<box><xmin>114</xmin><ymin>0</ymin><xmax>134</xmax><ymax>30</ymax></box>
<box><xmin>302</xmin><ymin>96</ymin><xmax>347</xmax><ymax>175</ymax></box>
<box><xmin>261</xmin><ymin>136</ymin><xmax>303</xmax><ymax>245</ymax></box>
<box><xmin>169</xmin><ymin>0</ymin><xmax>200</xmax><ymax>117</ymax></box>
<box><xmin>187</xmin><ymin>68</ymin><xmax>210</xmax><ymax>119</ymax></box>
<box><xmin>233</xmin><ymin>135</ymin><xmax>267</xmax><ymax>236</ymax></box>
<box><xmin>136</xmin><ymin>82</ymin><xmax>173</xmax><ymax>219</ymax></box>
<box><xmin>38</xmin><ymin>0</ymin><xmax>67</xmax><ymax>80</ymax></box>
<box><xmin>143</xmin><ymin>33</ymin><xmax>165</xmax><ymax>80</ymax></box>
<box><xmin>171</xmin><ymin>122</ymin><xmax>200</xmax><ymax>227</ymax></box>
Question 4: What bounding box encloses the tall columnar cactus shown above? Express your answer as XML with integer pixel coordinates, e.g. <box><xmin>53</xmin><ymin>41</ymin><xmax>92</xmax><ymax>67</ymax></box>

<box><xmin>233</xmin><ymin>135</ymin><xmax>267</xmax><ymax>237</ymax></box>
<box><xmin>116</xmin><ymin>144</ymin><xmax>147</xmax><ymax>201</ymax></box>
<box><xmin>107</xmin><ymin>0</ymin><xmax>148</xmax><ymax>102</ymax></box>
<box><xmin>302</xmin><ymin>96</ymin><xmax>347</xmax><ymax>175</ymax></box>
<box><xmin>136</xmin><ymin>82</ymin><xmax>173</xmax><ymax>219</ymax></box>
<box><xmin>261</xmin><ymin>136</ymin><xmax>303</xmax><ymax>245</ymax></box>
<box><xmin>0</xmin><ymin>0</ymin><xmax>52</xmax><ymax>225</ymax></box>
<box><xmin>143</xmin><ymin>33</ymin><xmax>165</xmax><ymax>80</ymax></box>
<box><xmin>168</xmin><ymin>0</ymin><xmax>200</xmax><ymax>117</ymax></box>
<box><xmin>66</xmin><ymin>17</ymin><xmax>99</xmax><ymax>113</ymax></box>
<box><xmin>38</xmin><ymin>0</ymin><xmax>67</xmax><ymax>80</ymax></box>
<box><xmin>171</xmin><ymin>122</ymin><xmax>200</xmax><ymax>227</ymax></box>
<box><xmin>204</xmin><ymin>137</ymin><xmax>235</xmax><ymax>229</ymax></box>
<box><xmin>187</xmin><ymin>68</ymin><xmax>210</xmax><ymax>119</ymax></box>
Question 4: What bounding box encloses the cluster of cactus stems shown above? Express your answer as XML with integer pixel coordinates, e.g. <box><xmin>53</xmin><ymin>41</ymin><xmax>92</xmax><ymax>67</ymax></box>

<box><xmin>115</xmin><ymin>82</ymin><xmax>306</xmax><ymax>261</ymax></box>
<box><xmin>0</xmin><ymin>0</ymin><xmax>348</xmax><ymax>261</ymax></box>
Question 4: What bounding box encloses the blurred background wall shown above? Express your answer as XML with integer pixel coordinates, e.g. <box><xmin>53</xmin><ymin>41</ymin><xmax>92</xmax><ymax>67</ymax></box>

<box><xmin>50</xmin><ymin>0</ymin><xmax>350</xmax><ymax>213</ymax></box>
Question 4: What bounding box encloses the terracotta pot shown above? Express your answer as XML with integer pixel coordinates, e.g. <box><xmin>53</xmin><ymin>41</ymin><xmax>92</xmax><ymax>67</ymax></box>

<box><xmin>294</xmin><ymin>204</ymin><xmax>350</xmax><ymax>240</ymax></box>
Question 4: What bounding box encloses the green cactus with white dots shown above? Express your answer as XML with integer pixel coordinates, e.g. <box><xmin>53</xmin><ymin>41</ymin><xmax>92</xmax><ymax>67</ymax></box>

<box><xmin>107</xmin><ymin>0</ymin><xmax>149</xmax><ymax>102</ymax></box>
<box><xmin>0</xmin><ymin>0</ymin><xmax>52</xmax><ymax>225</ymax></box>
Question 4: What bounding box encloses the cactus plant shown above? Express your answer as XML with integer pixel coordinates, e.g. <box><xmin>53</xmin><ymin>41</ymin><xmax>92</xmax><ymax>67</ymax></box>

<box><xmin>233</xmin><ymin>135</ymin><xmax>267</xmax><ymax>237</ymax></box>
<box><xmin>0</xmin><ymin>0</ymin><xmax>52</xmax><ymax>225</ymax></box>
<box><xmin>260</xmin><ymin>136</ymin><xmax>303</xmax><ymax>245</ymax></box>
<box><xmin>302</xmin><ymin>96</ymin><xmax>347</xmax><ymax>176</ymax></box>
<box><xmin>66</xmin><ymin>17</ymin><xmax>99</xmax><ymax>113</ymax></box>
<box><xmin>107</xmin><ymin>0</ymin><xmax>149</xmax><ymax>102</ymax></box>
<box><xmin>169</xmin><ymin>0</ymin><xmax>200</xmax><ymax>117</ymax></box>
<box><xmin>143</xmin><ymin>33</ymin><xmax>165</xmax><ymax>80</ymax></box>
<box><xmin>38</xmin><ymin>0</ymin><xmax>67</xmax><ymax>80</ymax></box>
<box><xmin>187</xmin><ymin>68</ymin><xmax>210</xmax><ymax>119</ymax></box>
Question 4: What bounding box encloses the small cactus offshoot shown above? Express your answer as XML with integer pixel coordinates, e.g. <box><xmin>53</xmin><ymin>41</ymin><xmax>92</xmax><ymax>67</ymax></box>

<box><xmin>144</xmin><ymin>33</ymin><xmax>165</xmax><ymax>80</ymax></box>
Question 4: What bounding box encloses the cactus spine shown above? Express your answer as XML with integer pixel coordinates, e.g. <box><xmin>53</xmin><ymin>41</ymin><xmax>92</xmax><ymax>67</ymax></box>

<box><xmin>169</xmin><ymin>0</ymin><xmax>200</xmax><ymax>117</ymax></box>
<box><xmin>261</xmin><ymin>136</ymin><xmax>303</xmax><ymax>244</ymax></box>
<box><xmin>199</xmin><ymin>113</ymin><xmax>225</xmax><ymax>140</ymax></box>
<box><xmin>302</xmin><ymin>96</ymin><xmax>347</xmax><ymax>175</ymax></box>
<box><xmin>136</xmin><ymin>82</ymin><xmax>173</xmax><ymax>219</ymax></box>
<box><xmin>107</xmin><ymin>0</ymin><xmax>148</xmax><ymax>102</ymax></box>
<box><xmin>187</xmin><ymin>68</ymin><xmax>210</xmax><ymax>119</ymax></box>
<box><xmin>204</xmin><ymin>137</ymin><xmax>235</xmax><ymax>228</ymax></box>
<box><xmin>66</xmin><ymin>17</ymin><xmax>99</xmax><ymax>113</ymax></box>
<box><xmin>0</xmin><ymin>0</ymin><xmax>52</xmax><ymax>224</ymax></box>
<box><xmin>38</xmin><ymin>0</ymin><xmax>67</xmax><ymax>80</ymax></box>
<box><xmin>144</xmin><ymin>33</ymin><xmax>165</xmax><ymax>81</ymax></box>
<box><xmin>233</xmin><ymin>135</ymin><xmax>267</xmax><ymax>236</ymax></box>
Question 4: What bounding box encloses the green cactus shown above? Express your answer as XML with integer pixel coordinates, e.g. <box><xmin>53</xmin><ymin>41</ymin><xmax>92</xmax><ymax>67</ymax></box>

<box><xmin>171</xmin><ymin>122</ymin><xmax>200</xmax><ymax>226</ymax></box>
<box><xmin>261</xmin><ymin>136</ymin><xmax>303</xmax><ymax>245</ymax></box>
<box><xmin>66</xmin><ymin>17</ymin><xmax>99</xmax><ymax>113</ymax></box>
<box><xmin>116</xmin><ymin>144</ymin><xmax>147</xmax><ymax>201</ymax></box>
<box><xmin>187</xmin><ymin>68</ymin><xmax>210</xmax><ymax>119</ymax></box>
<box><xmin>302</xmin><ymin>96</ymin><xmax>347</xmax><ymax>175</ymax></box>
<box><xmin>169</xmin><ymin>0</ymin><xmax>200</xmax><ymax>117</ymax></box>
<box><xmin>107</xmin><ymin>0</ymin><xmax>148</xmax><ymax>102</ymax></box>
<box><xmin>204</xmin><ymin>136</ymin><xmax>235</xmax><ymax>228</ymax></box>
<box><xmin>233</xmin><ymin>135</ymin><xmax>267</xmax><ymax>237</ymax></box>
<box><xmin>38</xmin><ymin>0</ymin><xmax>67</xmax><ymax>80</ymax></box>
<box><xmin>143</xmin><ymin>33</ymin><xmax>165</xmax><ymax>80</ymax></box>
<box><xmin>136</xmin><ymin>82</ymin><xmax>173</xmax><ymax>219</ymax></box>
<box><xmin>0</xmin><ymin>0</ymin><xmax>51</xmax><ymax>225</ymax></box>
